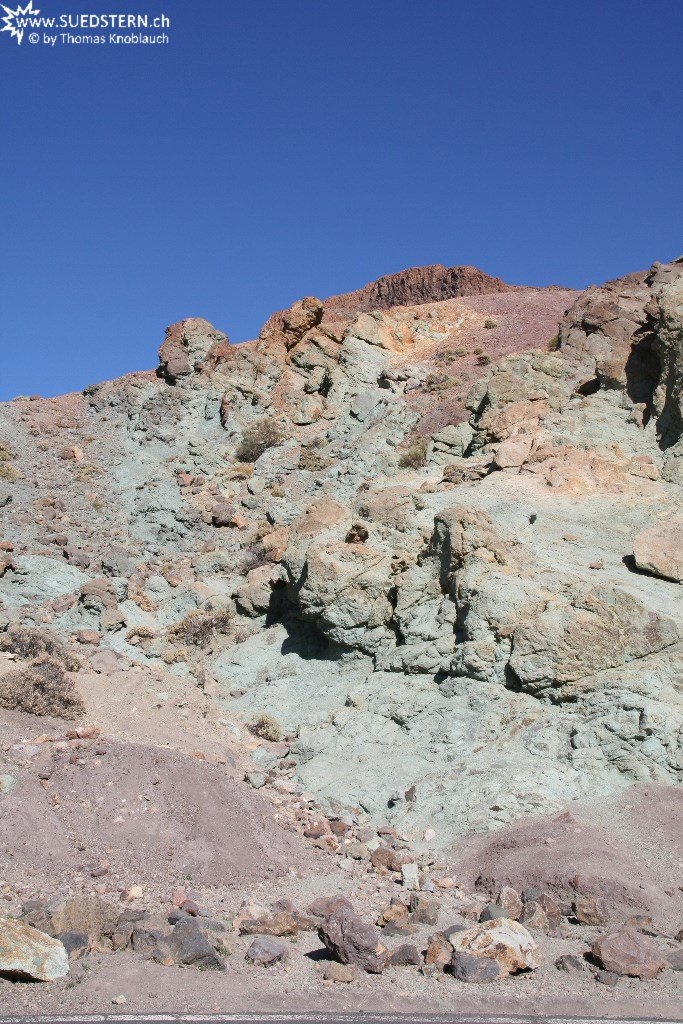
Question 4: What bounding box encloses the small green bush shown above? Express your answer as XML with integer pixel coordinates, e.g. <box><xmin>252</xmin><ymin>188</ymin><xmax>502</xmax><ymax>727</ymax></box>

<box><xmin>547</xmin><ymin>334</ymin><xmax>561</xmax><ymax>351</ymax></box>
<box><xmin>483</xmin><ymin>318</ymin><xmax>497</xmax><ymax>329</ymax></box>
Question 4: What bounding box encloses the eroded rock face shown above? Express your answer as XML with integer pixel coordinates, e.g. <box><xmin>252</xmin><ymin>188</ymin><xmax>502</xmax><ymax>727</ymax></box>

<box><xmin>0</xmin><ymin>918</ymin><xmax>68</xmax><ymax>981</ymax></box>
<box><xmin>558</xmin><ymin>256</ymin><xmax>683</xmax><ymax>482</ymax></box>
<box><xmin>1</xmin><ymin>255</ymin><xmax>681</xmax><ymax>849</ymax></box>
<box><xmin>157</xmin><ymin>318</ymin><xmax>230</xmax><ymax>383</ymax></box>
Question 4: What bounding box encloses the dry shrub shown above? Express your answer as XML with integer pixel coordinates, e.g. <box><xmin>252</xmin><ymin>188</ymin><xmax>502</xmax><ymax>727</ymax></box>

<box><xmin>0</xmin><ymin>657</ymin><xmax>85</xmax><ymax>719</ymax></box>
<box><xmin>298</xmin><ymin>448</ymin><xmax>332</xmax><ymax>473</ymax></box>
<box><xmin>547</xmin><ymin>334</ymin><xmax>560</xmax><ymax>352</ymax></box>
<box><xmin>75</xmin><ymin>463</ymin><xmax>104</xmax><ymax>482</ymax></box>
<box><xmin>249</xmin><ymin>713</ymin><xmax>283</xmax><ymax>742</ymax></box>
<box><xmin>167</xmin><ymin>607</ymin><xmax>233</xmax><ymax>648</ymax></box>
<box><xmin>2</xmin><ymin>623</ymin><xmax>81</xmax><ymax>671</ymax></box>
<box><xmin>236</xmin><ymin>419</ymin><xmax>284</xmax><ymax>463</ymax></box>
<box><xmin>483</xmin><ymin>318</ymin><xmax>498</xmax><ymax>329</ymax></box>
<box><xmin>399</xmin><ymin>436</ymin><xmax>428</xmax><ymax>469</ymax></box>
<box><xmin>425</xmin><ymin>373</ymin><xmax>458</xmax><ymax>392</ymax></box>
<box><xmin>0</xmin><ymin>463</ymin><xmax>19</xmax><ymax>481</ymax></box>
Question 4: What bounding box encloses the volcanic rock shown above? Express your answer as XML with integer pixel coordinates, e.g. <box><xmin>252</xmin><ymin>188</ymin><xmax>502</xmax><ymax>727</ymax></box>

<box><xmin>449</xmin><ymin>919</ymin><xmax>540</xmax><ymax>977</ymax></box>
<box><xmin>591</xmin><ymin>926</ymin><xmax>666</xmax><ymax>979</ymax></box>
<box><xmin>0</xmin><ymin>918</ymin><xmax>68</xmax><ymax>981</ymax></box>
<box><xmin>318</xmin><ymin>908</ymin><xmax>387</xmax><ymax>974</ymax></box>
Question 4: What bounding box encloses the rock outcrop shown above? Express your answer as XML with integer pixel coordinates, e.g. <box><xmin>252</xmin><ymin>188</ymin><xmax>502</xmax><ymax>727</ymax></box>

<box><xmin>0</xmin><ymin>254</ymin><xmax>681</xmax><ymax>851</ymax></box>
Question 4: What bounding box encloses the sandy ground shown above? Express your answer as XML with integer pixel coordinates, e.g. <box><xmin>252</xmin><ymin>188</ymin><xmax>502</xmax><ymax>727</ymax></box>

<box><xmin>1</xmin><ymin>684</ymin><xmax>681</xmax><ymax>1018</ymax></box>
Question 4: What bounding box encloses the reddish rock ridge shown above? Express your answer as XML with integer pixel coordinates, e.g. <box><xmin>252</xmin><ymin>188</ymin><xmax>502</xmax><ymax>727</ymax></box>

<box><xmin>261</xmin><ymin>264</ymin><xmax>512</xmax><ymax>337</ymax></box>
<box><xmin>322</xmin><ymin>264</ymin><xmax>511</xmax><ymax>320</ymax></box>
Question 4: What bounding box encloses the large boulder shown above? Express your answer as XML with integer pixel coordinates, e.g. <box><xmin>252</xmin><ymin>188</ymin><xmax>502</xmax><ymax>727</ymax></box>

<box><xmin>633</xmin><ymin>519</ymin><xmax>683</xmax><ymax>583</ymax></box>
<box><xmin>508</xmin><ymin>583</ymin><xmax>681</xmax><ymax>698</ymax></box>
<box><xmin>449</xmin><ymin>918</ymin><xmax>540</xmax><ymax>977</ymax></box>
<box><xmin>22</xmin><ymin>895</ymin><xmax>119</xmax><ymax>943</ymax></box>
<box><xmin>591</xmin><ymin>926</ymin><xmax>666</xmax><ymax>979</ymax></box>
<box><xmin>318</xmin><ymin>908</ymin><xmax>387</xmax><ymax>974</ymax></box>
<box><xmin>158</xmin><ymin>318</ymin><xmax>229</xmax><ymax>382</ymax></box>
<box><xmin>0</xmin><ymin>918</ymin><xmax>68</xmax><ymax>981</ymax></box>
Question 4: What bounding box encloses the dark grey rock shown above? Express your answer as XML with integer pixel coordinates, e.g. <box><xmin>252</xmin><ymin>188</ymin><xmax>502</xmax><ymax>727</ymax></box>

<box><xmin>167</xmin><ymin>919</ymin><xmax>226</xmax><ymax>970</ymax></box>
<box><xmin>57</xmin><ymin>930</ymin><xmax>89</xmax><ymax>959</ymax></box>
<box><xmin>451</xmin><ymin>950</ymin><xmax>501</xmax><ymax>983</ymax></box>
<box><xmin>387</xmin><ymin>943</ymin><xmax>421</xmax><ymax>967</ymax></box>
<box><xmin>245</xmin><ymin>935</ymin><xmax>287</xmax><ymax>966</ymax></box>
<box><xmin>319</xmin><ymin>908</ymin><xmax>386</xmax><ymax>974</ymax></box>
<box><xmin>555</xmin><ymin>953</ymin><xmax>586</xmax><ymax>973</ymax></box>
<box><xmin>595</xmin><ymin>968</ymin><xmax>620</xmax><ymax>987</ymax></box>
<box><xmin>479</xmin><ymin>903</ymin><xmax>507</xmax><ymax>922</ymax></box>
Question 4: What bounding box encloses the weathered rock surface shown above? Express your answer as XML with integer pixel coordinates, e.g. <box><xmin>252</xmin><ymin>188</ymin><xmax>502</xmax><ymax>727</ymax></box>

<box><xmin>591</xmin><ymin>926</ymin><xmax>667</xmax><ymax>979</ymax></box>
<box><xmin>0</xmin><ymin>254</ymin><xmax>681</xmax><ymax>857</ymax></box>
<box><xmin>633</xmin><ymin>519</ymin><xmax>683</xmax><ymax>582</ymax></box>
<box><xmin>449</xmin><ymin>919</ymin><xmax>540</xmax><ymax>976</ymax></box>
<box><xmin>0</xmin><ymin>918</ymin><xmax>68</xmax><ymax>981</ymax></box>
<box><xmin>319</xmin><ymin>908</ymin><xmax>387</xmax><ymax>973</ymax></box>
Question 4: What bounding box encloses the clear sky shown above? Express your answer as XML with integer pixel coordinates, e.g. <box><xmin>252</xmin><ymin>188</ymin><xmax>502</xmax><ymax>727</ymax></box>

<box><xmin>1</xmin><ymin>0</ymin><xmax>681</xmax><ymax>399</ymax></box>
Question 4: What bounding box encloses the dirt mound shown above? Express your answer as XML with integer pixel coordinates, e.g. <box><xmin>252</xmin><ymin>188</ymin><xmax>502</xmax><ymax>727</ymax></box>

<box><xmin>453</xmin><ymin>785</ymin><xmax>683</xmax><ymax>929</ymax></box>
<box><xmin>0</xmin><ymin>712</ymin><xmax>310</xmax><ymax>894</ymax></box>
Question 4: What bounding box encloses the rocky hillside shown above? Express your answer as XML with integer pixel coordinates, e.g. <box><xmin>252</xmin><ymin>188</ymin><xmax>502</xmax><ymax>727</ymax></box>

<box><xmin>0</xmin><ymin>258</ymin><xmax>681</xmax><ymax>1013</ymax></box>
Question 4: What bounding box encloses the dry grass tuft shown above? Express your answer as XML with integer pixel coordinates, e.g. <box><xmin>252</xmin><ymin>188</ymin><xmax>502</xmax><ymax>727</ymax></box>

<box><xmin>398</xmin><ymin>437</ymin><xmax>428</xmax><ymax>469</ymax></box>
<box><xmin>167</xmin><ymin>607</ymin><xmax>233</xmax><ymax>649</ymax></box>
<box><xmin>298</xmin><ymin>447</ymin><xmax>332</xmax><ymax>473</ymax></box>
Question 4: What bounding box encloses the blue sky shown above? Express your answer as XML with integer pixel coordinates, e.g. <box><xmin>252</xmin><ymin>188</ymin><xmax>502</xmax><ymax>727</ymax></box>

<box><xmin>1</xmin><ymin>0</ymin><xmax>681</xmax><ymax>399</ymax></box>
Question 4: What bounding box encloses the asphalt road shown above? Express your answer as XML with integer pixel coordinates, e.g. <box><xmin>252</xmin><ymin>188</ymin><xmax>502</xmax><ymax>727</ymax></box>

<box><xmin>1</xmin><ymin>1014</ymin><xmax>681</xmax><ymax>1024</ymax></box>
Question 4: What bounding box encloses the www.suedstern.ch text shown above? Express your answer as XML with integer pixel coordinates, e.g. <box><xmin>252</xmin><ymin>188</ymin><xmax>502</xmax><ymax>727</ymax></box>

<box><xmin>14</xmin><ymin>13</ymin><xmax>170</xmax><ymax>30</ymax></box>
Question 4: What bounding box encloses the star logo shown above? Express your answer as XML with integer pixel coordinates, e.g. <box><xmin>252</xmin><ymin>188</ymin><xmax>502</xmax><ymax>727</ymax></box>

<box><xmin>1</xmin><ymin>0</ymin><xmax>40</xmax><ymax>45</ymax></box>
